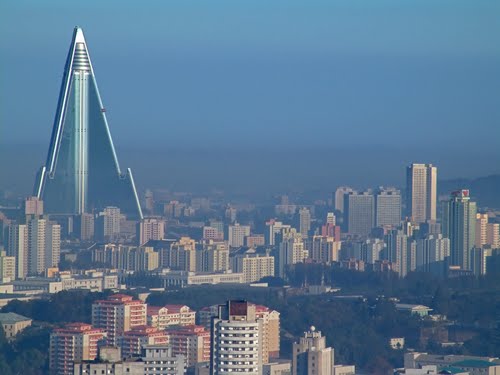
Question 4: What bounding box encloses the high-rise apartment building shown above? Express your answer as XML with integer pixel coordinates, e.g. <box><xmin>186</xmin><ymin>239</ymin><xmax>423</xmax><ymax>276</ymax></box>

<box><xmin>96</xmin><ymin>206</ymin><xmax>121</xmax><ymax>241</ymax></box>
<box><xmin>138</xmin><ymin>218</ymin><xmax>165</xmax><ymax>245</ymax></box>
<box><xmin>278</xmin><ymin>229</ymin><xmax>306</xmax><ymax>278</ymax></box>
<box><xmin>119</xmin><ymin>325</ymin><xmax>169</xmax><ymax>358</ymax></box>
<box><xmin>361</xmin><ymin>239</ymin><xmax>385</xmax><ymax>264</ymax></box>
<box><xmin>33</xmin><ymin>27</ymin><xmax>142</xmax><ymax>219</ymax></box>
<box><xmin>266</xmin><ymin>220</ymin><xmax>292</xmax><ymax>246</ymax></box>
<box><xmin>7</xmin><ymin>224</ymin><xmax>28</xmax><ymax>279</ymax></box>
<box><xmin>196</xmin><ymin>241</ymin><xmax>230</xmax><ymax>273</ymax></box>
<box><xmin>442</xmin><ymin>190</ymin><xmax>477</xmax><ymax>270</ymax></box>
<box><xmin>375</xmin><ymin>187</ymin><xmax>401</xmax><ymax>227</ymax></box>
<box><xmin>406</xmin><ymin>163</ymin><xmax>437</xmax><ymax>223</ymax></box>
<box><xmin>24</xmin><ymin>196</ymin><xmax>44</xmax><ymax>217</ymax></box>
<box><xmin>416</xmin><ymin>234</ymin><xmax>450</xmax><ymax>276</ymax></box>
<box><xmin>228</xmin><ymin>223</ymin><xmax>251</xmax><ymax>248</ymax></box>
<box><xmin>169</xmin><ymin>237</ymin><xmax>197</xmax><ymax>272</ymax></box>
<box><xmin>92</xmin><ymin>244</ymin><xmax>159</xmax><ymax>271</ymax></box>
<box><xmin>487</xmin><ymin>223</ymin><xmax>500</xmax><ymax>249</ymax></box>
<box><xmin>385</xmin><ymin>229</ymin><xmax>416</xmax><ymax>277</ymax></box>
<box><xmin>50</xmin><ymin>322</ymin><xmax>107</xmax><ymax>375</ymax></box>
<box><xmin>0</xmin><ymin>251</ymin><xmax>16</xmax><ymax>282</ymax></box>
<box><xmin>166</xmin><ymin>325</ymin><xmax>211</xmax><ymax>367</ymax></box>
<box><xmin>92</xmin><ymin>294</ymin><xmax>147</xmax><ymax>346</ymax></box>
<box><xmin>292</xmin><ymin>327</ymin><xmax>335</xmax><ymax>375</ymax></box>
<box><xmin>475</xmin><ymin>213</ymin><xmax>488</xmax><ymax>248</ymax></box>
<box><xmin>311</xmin><ymin>236</ymin><xmax>341</xmax><ymax>263</ymax></box>
<box><xmin>334</xmin><ymin>187</ymin><xmax>353</xmax><ymax>214</ymax></box>
<box><xmin>344</xmin><ymin>191</ymin><xmax>374</xmax><ymax>236</ymax></box>
<box><xmin>299</xmin><ymin>208</ymin><xmax>311</xmax><ymax>239</ymax></box>
<box><xmin>28</xmin><ymin>218</ymin><xmax>61</xmax><ymax>275</ymax></box>
<box><xmin>231</xmin><ymin>248</ymin><xmax>275</xmax><ymax>283</ymax></box>
<box><xmin>210</xmin><ymin>300</ymin><xmax>263</xmax><ymax>375</ymax></box>
<box><xmin>74</xmin><ymin>213</ymin><xmax>95</xmax><ymax>241</ymax></box>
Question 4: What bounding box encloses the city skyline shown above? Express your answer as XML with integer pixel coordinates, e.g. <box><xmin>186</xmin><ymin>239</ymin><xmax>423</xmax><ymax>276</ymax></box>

<box><xmin>1</xmin><ymin>3</ymin><xmax>500</xmax><ymax>375</ymax></box>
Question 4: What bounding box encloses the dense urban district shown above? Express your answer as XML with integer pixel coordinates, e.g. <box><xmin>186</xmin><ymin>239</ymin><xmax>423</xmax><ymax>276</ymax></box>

<box><xmin>1</xmin><ymin>27</ymin><xmax>500</xmax><ymax>375</ymax></box>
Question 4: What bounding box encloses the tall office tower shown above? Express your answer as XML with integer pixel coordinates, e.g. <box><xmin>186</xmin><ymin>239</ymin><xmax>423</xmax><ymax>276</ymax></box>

<box><xmin>344</xmin><ymin>191</ymin><xmax>375</xmax><ymax>236</ymax></box>
<box><xmin>416</xmin><ymin>234</ymin><xmax>450</xmax><ymax>276</ymax></box>
<box><xmin>50</xmin><ymin>322</ymin><xmax>107</xmax><ymax>375</ymax></box>
<box><xmin>7</xmin><ymin>224</ymin><xmax>28</xmax><ymax>279</ymax></box>
<box><xmin>137</xmin><ymin>218</ymin><xmax>165</xmax><ymax>245</ymax></box>
<box><xmin>24</xmin><ymin>196</ymin><xmax>44</xmax><ymax>217</ymax></box>
<box><xmin>92</xmin><ymin>294</ymin><xmax>147</xmax><ymax>346</ymax></box>
<box><xmin>385</xmin><ymin>229</ymin><xmax>416</xmax><ymax>277</ymax></box>
<box><xmin>442</xmin><ymin>190</ymin><xmax>477</xmax><ymax>270</ymax></box>
<box><xmin>27</xmin><ymin>218</ymin><xmax>61</xmax><ymax>275</ymax></box>
<box><xmin>266</xmin><ymin>220</ymin><xmax>292</xmax><ymax>246</ymax></box>
<box><xmin>475</xmin><ymin>213</ymin><xmax>488</xmax><ymax>248</ymax></box>
<box><xmin>299</xmin><ymin>208</ymin><xmax>312</xmax><ymax>238</ymax></box>
<box><xmin>96</xmin><ymin>206</ymin><xmax>121</xmax><ymax>241</ymax></box>
<box><xmin>311</xmin><ymin>236</ymin><xmax>341</xmax><ymax>263</ymax></box>
<box><xmin>166</xmin><ymin>325</ymin><xmax>211</xmax><ymax>367</ymax></box>
<box><xmin>334</xmin><ymin>187</ymin><xmax>353</xmax><ymax>214</ymax></box>
<box><xmin>375</xmin><ymin>187</ymin><xmax>402</xmax><ymax>227</ymax></box>
<box><xmin>33</xmin><ymin>27</ymin><xmax>142</xmax><ymax>219</ymax></box>
<box><xmin>210</xmin><ymin>300</ymin><xmax>263</xmax><ymax>375</ymax></box>
<box><xmin>0</xmin><ymin>251</ymin><xmax>16</xmax><ymax>282</ymax></box>
<box><xmin>74</xmin><ymin>213</ymin><xmax>95</xmax><ymax>241</ymax></box>
<box><xmin>231</xmin><ymin>248</ymin><xmax>275</xmax><ymax>283</ymax></box>
<box><xmin>292</xmin><ymin>327</ymin><xmax>335</xmax><ymax>375</ymax></box>
<box><xmin>278</xmin><ymin>229</ymin><xmax>306</xmax><ymax>278</ymax></box>
<box><xmin>406</xmin><ymin>163</ymin><xmax>437</xmax><ymax>223</ymax></box>
<box><xmin>228</xmin><ymin>223</ymin><xmax>251</xmax><ymax>248</ymax></box>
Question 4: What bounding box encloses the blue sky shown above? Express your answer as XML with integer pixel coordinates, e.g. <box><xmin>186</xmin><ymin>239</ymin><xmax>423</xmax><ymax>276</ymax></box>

<box><xmin>1</xmin><ymin>0</ymin><xmax>499</xmax><ymax>192</ymax></box>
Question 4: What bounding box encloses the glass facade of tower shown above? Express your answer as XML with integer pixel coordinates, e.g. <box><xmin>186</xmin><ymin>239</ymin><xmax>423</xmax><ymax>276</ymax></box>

<box><xmin>34</xmin><ymin>27</ymin><xmax>142</xmax><ymax>219</ymax></box>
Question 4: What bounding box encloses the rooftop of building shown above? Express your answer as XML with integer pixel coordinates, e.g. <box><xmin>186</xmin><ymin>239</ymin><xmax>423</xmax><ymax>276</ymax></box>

<box><xmin>452</xmin><ymin>359</ymin><xmax>498</xmax><ymax>368</ymax></box>
<box><xmin>0</xmin><ymin>312</ymin><xmax>32</xmax><ymax>324</ymax></box>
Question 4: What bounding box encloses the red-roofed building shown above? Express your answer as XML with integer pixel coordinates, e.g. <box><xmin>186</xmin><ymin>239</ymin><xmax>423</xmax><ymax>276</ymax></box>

<box><xmin>119</xmin><ymin>325</ymin><xmax>169</xmax><ymax>358</ymax></box>
<box><xmin>92</xmin><ymin>294</ymin><xmax>147</xmax><ymax>346</ymax></box>
<box><xmin>166</xmin><ymin>324</ymin><xmax>210</xmax><ymax>366</ymax></box>
<box><xmin>49</xmin><ymin>322</ymin><xmax>106</xmax><ymax>375</ymax></box>
<box><xmin>147</xmin><ymin>304</ymin><xmax>195</xmax><ymax>329</ymax></box>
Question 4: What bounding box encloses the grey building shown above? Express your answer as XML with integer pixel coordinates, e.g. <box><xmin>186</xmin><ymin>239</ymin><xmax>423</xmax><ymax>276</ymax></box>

<box><xmin>344</xmin><ymin>191</ymin><xmax>374</xmax><ymax>237</ymax></box>
<box><xmin>442</xmin><ymin>190</ymin><xmax>477</xmax><ymax>270</ymax></box>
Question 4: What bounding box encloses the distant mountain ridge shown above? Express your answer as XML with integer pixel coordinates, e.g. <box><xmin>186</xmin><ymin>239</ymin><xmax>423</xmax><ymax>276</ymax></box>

<box><xmin>439</xmin><ymin>174</ymin><xmax>500</xmax><ymax>209</ymax></box>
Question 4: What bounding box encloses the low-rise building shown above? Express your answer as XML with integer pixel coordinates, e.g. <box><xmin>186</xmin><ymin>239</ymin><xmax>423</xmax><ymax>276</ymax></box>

<box><xmin>156</xmin><ymin>270</ymin><xmax>245</xmax><ymax>288</ymax></box>
<box><xmin>0</xmin><ymin>312</ymin><xmax>32</xmax><ymax>338</ymax></box>
<box><xmin>396</xmin><ymin>304</ymin><xmax>433</xmax><ymax>317</ymax></box>
<box><xmin>404</xmin><ymin>352</ymin><xmax>500</xmax><ymax>375</ymax></box>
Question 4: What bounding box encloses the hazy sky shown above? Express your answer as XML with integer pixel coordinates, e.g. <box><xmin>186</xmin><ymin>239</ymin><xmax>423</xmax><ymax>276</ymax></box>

<box><xmin>1</xmin><ymin>0</ymin><xmax>499</xmax><ymax>194</ymax></box>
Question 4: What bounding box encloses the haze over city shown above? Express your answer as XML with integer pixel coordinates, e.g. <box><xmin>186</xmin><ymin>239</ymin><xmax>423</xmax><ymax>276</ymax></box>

<box><xmin>1</xmin><ymin>0</ymin><xmax>500</xmax><ymax>194</ymax></box>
